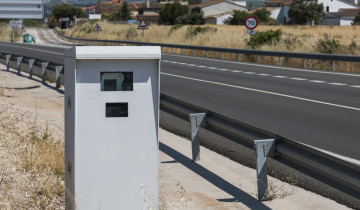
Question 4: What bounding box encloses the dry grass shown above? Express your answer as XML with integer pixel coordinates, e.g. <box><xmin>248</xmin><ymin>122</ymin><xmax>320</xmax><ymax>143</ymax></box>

<box><xmin>64</xmin><ymin>21</ymin><xmax>360</xmax><ymax>53</ymax></box>
<box><xmin>0</xmin><ymin>93</ymin><xmax>65</xmax><ymax>209</ymax></box>
<box><xmin>0</xmin><ymin>23</ymin><xmax>12</xmax><ymax>42</ymax></box>
<box><xmin>62</xmin><ymin>21</ymin><xmax>360</xmax><ymax>72</ymax></box>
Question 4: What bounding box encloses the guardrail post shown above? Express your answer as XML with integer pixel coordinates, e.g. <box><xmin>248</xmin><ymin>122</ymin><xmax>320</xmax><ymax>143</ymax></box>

<box><xmin>189</xmin><ymin>113</ymin><xmax>206</xmax><ymax>162</ymax></box>
<box><xmin>257</xmin><ymin>55</ymin><xmax>261</xmax><ymax>64</ymax></box>
<box><xmin>221</xmin><ymin>52</ymin><xmax>224</xmax><ymax>60</ymax></box>
<box><xmin>238</xmin><ymin>53</ymin><xmax>241</xmax><ymax>62</ymax></box>
<box><xmin>55</xmin><ymin>66</ymin><xmax>63</xmax><ymax>88</ymax></box>
<box><xmin>28</xmin><ymin>59</ymin><xmax>35</xmax><ymax>78</ymax></box>
<box><xmin>206</xmin><ymin>51</ymin><xmax>209</xmax><ymax>58</ymax></box>
<box><xmin>193</xmin><ymin>49</ymin><xmax>196</xmax><ymax>57</ymax></box>
<box><xmin>254</xmin><ymin>139</ymin><xmax>276</xmax><ymax>202</ymax></box>
<box><xmin>41</xmin><ymin>62</ymin><xmax>49</xmax><ymax>82</ymax></box>
<box><xmin>16</xmin><ymin>57</ymin><xmax>23</xmax><ymax>75</ymax></box>
<box><xmin>304</xmin><ymin>59</ymin><xmax>307</xmax><ymax>68</ymax></box>
<box><xmin>6</xmin><ymin>55</ymin><xmax>11</xmax><ymax>71</ymax></box>
<box><xmin>332</xmin><ymin>61</ymin><xmax>336</xmax><ymax>71</ymax></box>
<box><xmin>278</xmin><ymin>57</ymin><xmax>282</xmax><ymax>66</ymax></box>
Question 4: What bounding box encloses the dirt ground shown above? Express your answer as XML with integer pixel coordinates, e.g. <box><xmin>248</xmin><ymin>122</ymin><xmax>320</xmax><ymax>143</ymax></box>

<box><xmin>0</xmin><ymin>64</ymin><xmax>351</xmax><ymax>209</ymax></box>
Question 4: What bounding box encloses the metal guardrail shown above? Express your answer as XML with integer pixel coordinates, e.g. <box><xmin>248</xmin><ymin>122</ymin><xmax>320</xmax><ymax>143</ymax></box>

<box><xmin>1</xmin><ymin>41</ymin><xmax>360</xmax><ymax>202</ymax></box>
<box><xmin>160</xmin><ymin>94</ymin><xmax>360</xmax><ymax>200</ymax></box>
<box><xmin>54</xmin><ymin>28</ymin><xmax>360</xmax><ymax>71</ymax></box>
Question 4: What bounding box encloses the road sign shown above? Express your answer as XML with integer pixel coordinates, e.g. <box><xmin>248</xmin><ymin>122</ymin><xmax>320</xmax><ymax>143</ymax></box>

<box><xmin>0</xmin><ymin>0</ymin><xmax>44</xmax><ymax>19</ymax></box>
<box><xmin>93</xmin><ymin>23</ymin><xmax>102</xmax><ymax>31</ymax></box>
<box><xmin>69</xmin><ymin>21</ymin><xmax>74</xmax><ymax>27</ymax></box>
<box><xmin>10</xmin><ymin>20</ymin><xmax>22</xmax><ymax>28</ymax></box>
<box><xmin>60</xmin><ymin>17</ymin><xmax>70</xmax><ymax>22</ymax></box>
<box><xmin>137</xmin><ymin>19</ymin><xmax>148</xmax><ymax>30</ymax></box>
<box><xmin>245</xmin><ymin>16</ymin><xmax>258</xmax><ymax>30</ymax></box>
<box><xmin>247</xmin><ymin>30</ymin><xmax>256</xmax><ymax>35</ymax></box>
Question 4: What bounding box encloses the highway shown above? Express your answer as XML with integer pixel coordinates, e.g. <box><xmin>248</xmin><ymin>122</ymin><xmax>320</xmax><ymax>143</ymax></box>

<box><xmin>2</xmin><ymin>28</ymin><xmax>360</xmax><ymax>161</ymax></box>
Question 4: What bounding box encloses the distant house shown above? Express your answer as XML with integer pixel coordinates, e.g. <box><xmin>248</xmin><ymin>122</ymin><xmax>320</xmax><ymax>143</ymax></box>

<box><xmin>263</xmin><ymin>0</ymin><xmax>293</xmax><ymax>24</ymax></box>
<box><xmin>323</xmin><ymin>8</ymin><xmax>360</xmax><ymax>25</ymax></box>
<box><xmin>81</xmin><ymin>0</ymin><xmax>188</xmax><ymax>24</ymax></box>
<box><xmin>260</xmin><ymin>0</ymin><xmax>359</xmax><ymax>25</ymax></box>
<box><xmin>190</xmin><ymin>0</ymin><xmax>248</xmax><ymax>25</ymax></box>
<box><xmin>204</xmin><ymin>12</ymin><xmax>233</xmax><ymax>25</ymax></box>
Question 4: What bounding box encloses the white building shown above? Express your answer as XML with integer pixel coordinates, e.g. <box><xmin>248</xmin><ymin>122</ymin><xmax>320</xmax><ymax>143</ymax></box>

<box><xmin>319</xmin><ymin>0</ymin><xmax>359</xmax><ymax>13</ymax></box>
<box><xmin>190</xmin><ymin>0</ymin><xmax>248</xmax><ymax>25</ymax></box>
<box><xmin>260</xmin><ymin>0</ymin><xmax>359</xmax><ymax>25</ymax></box>
<box><xmin>323</xmin><ymin>8</ymin><xmax>360</xmax><ymax>25</ymax></box>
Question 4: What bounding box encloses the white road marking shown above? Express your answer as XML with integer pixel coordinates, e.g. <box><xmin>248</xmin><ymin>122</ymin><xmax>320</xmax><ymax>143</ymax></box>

<box><xmin>171</xmin><ymin>61</ymin><xmax>178</xmax><ymax>64</ymax></box>
<box><xmin>162</xmin><ymin>59</ymin><xmax>360</xmax><ymax>88</ymax></box>
<box><xmin>350</xmin><ymin>85</ymin><xmax>360</xmax><ymax>88</ymax></box>
<box><xmin>164</xmin><ymin>54</ymin><xmax>360</xmax><ymax>77</ymax></box>
<box><xmin>328</xmin><ymin>83</ymin><xmax>347</xmax><ymax>86</ymax></box>
<box><xmin>310</xmin><ymin>80</ymin><xmax>326</xmax><ymax>83</ymax></box>
<box><xmin>290</xmin><ymin>78</ymin><xmax>308</xmax><ymax>81</ymax></box>
<box><xmin>161</xmin><ymin>72</ymin><xmax>360</xmax><ymax>111</ymax></box>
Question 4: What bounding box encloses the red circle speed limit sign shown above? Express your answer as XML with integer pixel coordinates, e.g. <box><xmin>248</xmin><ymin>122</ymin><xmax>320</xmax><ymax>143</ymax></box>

<box><xmin>245</xmin><ymin>16</ymin><xmax>258</xmax><ymax>30</ymax></box>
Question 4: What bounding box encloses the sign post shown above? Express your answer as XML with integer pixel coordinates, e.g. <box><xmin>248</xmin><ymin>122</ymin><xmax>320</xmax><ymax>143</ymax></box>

<box><xmin>245</xmin><ymin>16</ymin><xmax>258</xmax><ymax>44</ymax></box>
<box><xmin>93</xmin><ymin>23</ymin><xmax>102</xmax><ymax>38</ymax></box>
<box><xmin>137</xmin><ymin>19</ymin><xmax>149</xmax><ymax>38</ymax></box>
<box><xmin>9</xmin><ymin>19</ymin><xmax>23</xmax><ymax>43</ymax></box>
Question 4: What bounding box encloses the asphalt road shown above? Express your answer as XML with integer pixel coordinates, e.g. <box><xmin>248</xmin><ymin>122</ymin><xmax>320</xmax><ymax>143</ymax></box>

<box><xmin>2</xmin><ymin>29</ymin><xmax>360</xmax><ymax>161</ymax></box>
<box><xmin>161</xmin><ymin>54</ymin><xmax>360</xmax><ymax>160</ymax></box>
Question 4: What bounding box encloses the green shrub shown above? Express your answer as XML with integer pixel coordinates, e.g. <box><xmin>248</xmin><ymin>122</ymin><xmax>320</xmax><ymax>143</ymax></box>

<box><xmin>169</xmin><ymin>24</ymin><xmax>184</xmax><ymax>34</ymax></box>
<box><xmin>248</xmin><ymin>29</ymin><xmax>282</xmax><ymax>47</ymax></box>
<box><xmin>266</xmin><ymin>17</ymin><xmax>277</xmax><ymax>25</ymax></box>
<box><xmin>126</xmin><ymin>27</ymin><xmax>138</xmax><ymax>39</ymax></box>
<box><xmin>224</xmin><ymin>10</ymin><xmax>249</xmax><ymax>25</ymax></box>
<box><xmin>186</xmin><ymin>26</ymin><xmax>217</xmax><ymax>37</ymax></box>
<box><xmin>316</xmin><ymin>39</ymin><xmax>344</xmax><ymax>54</ymax></box>
<box><xmin>176</xmin><ymin>13</ymin><xmax>205</xmax><ymax>25</ymax></box>
<box><xmin>47</xmin><ymin>18</ymin><xmax>58</xmax><ymax>28</ymax></box>
<box><xmin>23</xmin><ymin>19</ymin><xmax>43</xmax><ymax>27</ymax></box>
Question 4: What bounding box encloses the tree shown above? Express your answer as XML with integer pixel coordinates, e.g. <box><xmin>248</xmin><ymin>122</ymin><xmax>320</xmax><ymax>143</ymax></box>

<box><xmin>51</xmin><ymin>3</ymin><xmax>85</xmax><ymax>20</ymax></box>
<box><xmin>288</xmin><ymin>0</ymin><xmax>325</xmax><ymax>25</ymax></box>
<box><xmin>176</xmin><ymin>13</ymin><xmax>205</xmax><ymax>25</ymax></box>
<box><xmin>159</xmin><ymin>2</ymin><xmax>188</xmax><ymax>25</ymax></box>
<box><xmin>120</xmin><ymin>1</ymin><xmax>132</xmax><ymax>21</ymax></box>
<box><xmin>224</xmin><ymin>10</ymin><xmax>249</xmax><ymax>25</ymax></box>
<box><xmin>353</xmin><ymin>13</ymin><xmax>360</xmax><ymax>25</ymax></box>
<box><xmin>253</xmin><ymin>8</ymin><xmax>271</xmax><ymax>22</ymax></box>
<box><xmin>188</xmin><ymin>0</ymin><xmax>202</xmax><ymax>6</ymax></box>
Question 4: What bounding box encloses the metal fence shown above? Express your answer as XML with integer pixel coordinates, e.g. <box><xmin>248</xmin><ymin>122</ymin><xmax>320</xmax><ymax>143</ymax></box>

<box><xmin>1</xmin><ymin>41</ymin><xmax>360</xmax><ymax>203</ymax></box>
<box><xmin>53</xmin><ymin>28</ymin><xmax>360</xmax><ymax>72</ymax></box>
